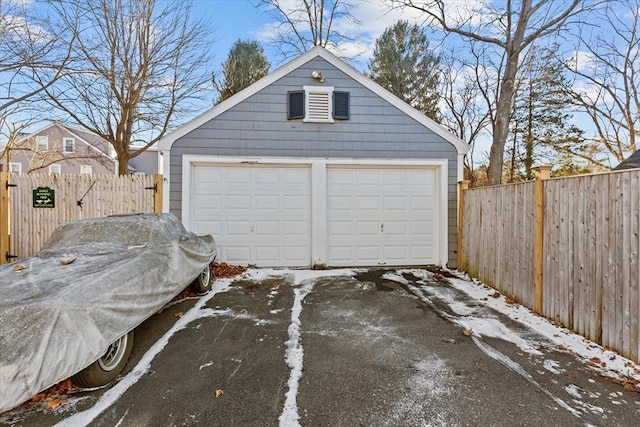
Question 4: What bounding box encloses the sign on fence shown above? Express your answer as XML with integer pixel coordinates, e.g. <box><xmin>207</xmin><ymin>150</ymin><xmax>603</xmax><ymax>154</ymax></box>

<box><xmin>32</xmin><ymin>186</ymin><xmax>55</xmax><ymax>208</ymax></box>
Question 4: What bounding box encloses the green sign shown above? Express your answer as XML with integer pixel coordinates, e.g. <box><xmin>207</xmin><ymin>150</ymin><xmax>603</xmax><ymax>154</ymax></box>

<box><xmin>33</xmin><ymin>186</ymin><xmax>55</xmax><ymax>208</ymax></box>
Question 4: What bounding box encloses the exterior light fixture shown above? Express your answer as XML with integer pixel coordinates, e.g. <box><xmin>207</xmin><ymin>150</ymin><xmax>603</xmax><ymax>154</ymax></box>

<box><xmin>311</xmin><ymin>70</ymin><xmax>324</xmax><ymax>83</ymax></box>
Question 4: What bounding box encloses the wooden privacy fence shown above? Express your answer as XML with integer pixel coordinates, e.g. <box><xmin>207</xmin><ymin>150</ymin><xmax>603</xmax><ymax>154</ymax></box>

<box><xmin>0</xmin><ymin>172</ymin><xmax>163</xmax><ymax>262</ymax></box>
<box><xmin>459</xmin><ymin>168</ymin><xmax>640</xmax><ymax>362</ymax></box>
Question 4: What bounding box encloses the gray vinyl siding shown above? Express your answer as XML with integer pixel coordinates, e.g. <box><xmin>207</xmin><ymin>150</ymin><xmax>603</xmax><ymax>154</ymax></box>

<box><xmin>170</xmin><ymin>57</ymin><xmax>461</xmax><ymax>267</ymax></box>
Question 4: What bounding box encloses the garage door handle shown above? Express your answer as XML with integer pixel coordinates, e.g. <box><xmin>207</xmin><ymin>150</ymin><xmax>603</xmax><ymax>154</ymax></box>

<box><xmin>380</xmin><ymin>223</ymin><xmax>384</xmax><ymax>232</ymax></box>
<box><xmin>250</xmin><ymin>224</ymin><xmax>255</xmax><ymax>232</ymax></box>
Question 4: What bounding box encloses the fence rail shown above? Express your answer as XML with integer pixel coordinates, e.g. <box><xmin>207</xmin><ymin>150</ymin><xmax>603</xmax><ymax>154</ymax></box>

<box><xmin>0</xmin><ymin>172</ymin><xmax>162</xmax><ymax>262</ymax></box>
<box><xmin>459</xmin><ymin>169</ymin><xmax>640</xmax><ymax>362</ymax></box>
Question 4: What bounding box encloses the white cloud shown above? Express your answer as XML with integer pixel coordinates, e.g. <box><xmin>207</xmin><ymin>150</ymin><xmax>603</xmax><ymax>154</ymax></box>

<box><xmin>568</xmin><ymin>50</ymin><xmax>599</xmax><ymax>73</ymax></box>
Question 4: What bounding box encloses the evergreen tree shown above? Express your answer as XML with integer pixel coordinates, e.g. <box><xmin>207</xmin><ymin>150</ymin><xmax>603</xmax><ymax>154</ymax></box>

<box><xmin>368</xmin><ymin>21</ymin><xmax>441</xmax><ymax>121</ymax></box>
<box><xmin>214</xmin><ymin>40</ymin><xmax>270</xmax><ymax>104</ymax></box>
<box><xmin>507</xmin><ymin>45</ymin><xmax>596</xmax><ymax>181</ymax></box>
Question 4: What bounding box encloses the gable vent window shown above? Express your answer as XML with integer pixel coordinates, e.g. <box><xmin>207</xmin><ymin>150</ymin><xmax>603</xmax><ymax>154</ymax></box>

<box><xmin>306</xmin><ymin>88</ymin><xmax>332</xmax><ymax>122</ymax></box>
<box><xmin>288</xmin><ymin>86</ymin><xmax>351</xmax><ymax>123</ymax></box>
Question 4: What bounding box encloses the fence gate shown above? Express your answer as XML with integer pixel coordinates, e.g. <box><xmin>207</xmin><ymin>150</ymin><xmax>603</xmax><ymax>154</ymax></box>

<box><xmin>0</xmin><ymin>172</ymin><xmax>162</xmax><ymax>262</ymax></box>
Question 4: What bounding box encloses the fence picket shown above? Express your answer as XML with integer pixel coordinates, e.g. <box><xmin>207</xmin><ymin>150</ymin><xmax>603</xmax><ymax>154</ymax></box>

<box><xmin>461</xmin><ymin>169</ymin><xmax>640</xmax><ymax>363</ymax></box>
<box><xmin>6</xmin><ymin>174</ymin><xmax>158</xmax><ymax>261</ymax></box>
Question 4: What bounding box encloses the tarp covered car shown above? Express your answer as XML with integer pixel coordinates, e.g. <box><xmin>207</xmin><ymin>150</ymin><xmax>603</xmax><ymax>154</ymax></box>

<box><xmin>0</xmin><ymin>213</ymin><xmax>217</xmax><ymax>413</ymax></box>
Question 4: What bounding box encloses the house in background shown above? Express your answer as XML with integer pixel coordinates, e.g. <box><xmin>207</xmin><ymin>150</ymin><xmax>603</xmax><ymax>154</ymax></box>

<box><xmin>5</xmin><ymin>122</ymin><xmax>160</xmax><ymax>175</ymax></box>
<box><xmin>7</xmin><ymin>122</ymin><xmax>117</xmax><ymax>175</ymax></box>
<box><xmin>613</xmin><ymin>149</ymin><xmax>640</xmax><ymax>171</ymax></box>
<box><xmin>128</xmin><ymin>145</ymin><xmax>160</xmax><ymax>175</ymax></box>
<box><xmin>159</xmin><ymin>46</ymin><xmax>468</xmax><ymax>269</ymax></box>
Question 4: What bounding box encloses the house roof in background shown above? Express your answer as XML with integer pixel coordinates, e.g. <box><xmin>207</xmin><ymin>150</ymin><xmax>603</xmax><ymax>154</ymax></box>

<box><xmin>613</xmin><ymin>150</ymin><xmax>640</xmax><ymax>171</ymax></box>
<box><xmin>21</xmin><ymin>122</ymin><xmax>115</xmax><ymax>161</ymax></box>
<box><xmin>158</xmin><ymin>46</ymin><xmax>468</xmax><ymax>155</ymax></box>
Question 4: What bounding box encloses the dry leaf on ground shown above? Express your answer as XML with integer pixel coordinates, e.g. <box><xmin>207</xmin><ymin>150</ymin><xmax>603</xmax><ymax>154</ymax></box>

<box><xmin>46</xmin><ymin>398</ymin><xmax>65</xmax><ymax>410</ymax></box>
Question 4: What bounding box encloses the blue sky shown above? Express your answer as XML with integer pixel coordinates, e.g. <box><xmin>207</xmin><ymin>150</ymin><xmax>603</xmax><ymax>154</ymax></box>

<box><xmin>193</xmin><ymin>0</ymin><xmax>424</xmax><ymax>73</ymax></box>
<box><xmin>197</xmin><ymin>0</ymin><xmax>273</xmax><ymax>67</ymax></box>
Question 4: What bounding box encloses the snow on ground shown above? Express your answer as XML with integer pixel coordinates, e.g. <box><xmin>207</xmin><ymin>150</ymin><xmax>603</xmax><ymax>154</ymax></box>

<box><xmin>396</xmin><ymin>269</ymin><xmax>640</xmax><ymax>387</ymax></box>
<box><xmin>54</xmin><ymin>277</ymin><xmax>236</xmax><ymax>427</ymax></box>
<box><xmin>16</xmin><ymin>266</ymin><xmax>639</xmax><ymax>426</ymax></box>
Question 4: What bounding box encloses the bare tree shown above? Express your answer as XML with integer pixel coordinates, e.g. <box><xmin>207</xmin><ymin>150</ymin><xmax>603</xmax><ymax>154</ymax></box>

<box><xmin>0</xmin><ymin>0</ymin><xmax>76</xmax><ymax>169</ymax></box>
<box><xmin>44</xmin><ymin>0</ymin><xmax>214</xmax><ymax>174</ymax></box>
<box><xmin>257</xmin><ymin>0</ymin><xmax>361</xmax><ymax>61</ymax></box>
<box><xmin>391</xmin><ymin>0</ymin><xmax>590</xmax><ymax>184</ymax></box>
<box><xmin>439</xmin><ymin>45</ymin><xmax>493</xmax><ymax>185</ymax></box>
<box><xmin>565</xmin><ymin>0</ymin><xmax>640</xmax><ymax>164</ymax></box>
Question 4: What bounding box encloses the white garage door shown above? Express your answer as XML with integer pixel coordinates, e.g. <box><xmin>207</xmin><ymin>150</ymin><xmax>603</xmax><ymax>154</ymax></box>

<box><xmin>189</xmin><ymin>164</ymin><xmax>311</xmax><ymax>267</ymax></box>
<box><xmin>327</xmin><ymin>167</ymin><xmax>439</xmax><ymax>267</ymax></box>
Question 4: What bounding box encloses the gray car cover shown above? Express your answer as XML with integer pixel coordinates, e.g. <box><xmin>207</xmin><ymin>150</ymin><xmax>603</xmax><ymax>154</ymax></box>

<box><xmin>0</xmin><ymin>213</ymin><xmax>216</xmax><ymax>413</ymax></box>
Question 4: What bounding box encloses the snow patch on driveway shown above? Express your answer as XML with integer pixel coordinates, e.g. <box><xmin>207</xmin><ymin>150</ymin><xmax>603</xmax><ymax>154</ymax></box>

<box><xmin>279</xmin><ymin>281</ymin><xmax>314</xmax><ymax>427</ymax></box>
<box><xmin>55</xmin><ymin>278</ymin><xmax>235</xmax><ymax>427</ymax></box>
<box><xmin>270</xmin><ymin>268</ymin><xmax>356</xmax><ymax>427</ymax></box>
<box><xmin>441</xmin><ymin>272</ymin><xmax>640</xmax><ymax>386</ymax></box>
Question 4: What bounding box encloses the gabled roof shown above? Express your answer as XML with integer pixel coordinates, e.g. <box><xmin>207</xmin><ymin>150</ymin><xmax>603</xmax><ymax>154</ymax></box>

<box><xmin>19</xmin><ymin>122</ymin><xmax>115</xmax><ymax>161</ymax></box>
<box><xmin>158</xmin><ymin>46</ymin><xmax>468</xmax><ymax>155</ymax></box>
<box><xmin>613</xmin><ymin>149</ymin><xmax>640</xmax><ymax>171</ymax></box>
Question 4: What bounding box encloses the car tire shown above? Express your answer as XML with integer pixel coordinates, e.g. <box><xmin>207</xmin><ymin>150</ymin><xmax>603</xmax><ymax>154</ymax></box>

<box><xmin>71</xmin><ymin>330</ymin><xmax>134</xmax><ymax>388</ymax></box>
<box><xmin>191</xmin><ymin>264</ymin><xmax>213</xmax><ymax>293</ymax></box>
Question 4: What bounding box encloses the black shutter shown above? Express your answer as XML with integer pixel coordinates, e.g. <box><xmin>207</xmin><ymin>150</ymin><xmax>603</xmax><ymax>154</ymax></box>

<box><xmin>333</xmin><ymin>91</ymin><xmax>350</xmax><ymax>120</ymax></box>
<box><xmin>288</xmin><ymin>91</ymin><xmax>304</xmax><ymax>119</ymax></box>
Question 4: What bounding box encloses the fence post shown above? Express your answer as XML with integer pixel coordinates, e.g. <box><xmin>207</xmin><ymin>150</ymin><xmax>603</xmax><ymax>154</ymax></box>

<box><xmin>0</xmin><ymin>172</ymin><xmax>9</xmax><ymax>264</ymax></box>
<box><xmin>458</xmin><ymin>180</ymin><xmax>470</xmax><ymax>269</ymax></box>
<box><xmin>533</xmin><ymin>166</ymin><xmax>552</xmax><ymax>314</ymax></box>
<box><xmin>154</xmin><ymin>174</ymin><xmax>163</xmax><ymax>213</ymax></box>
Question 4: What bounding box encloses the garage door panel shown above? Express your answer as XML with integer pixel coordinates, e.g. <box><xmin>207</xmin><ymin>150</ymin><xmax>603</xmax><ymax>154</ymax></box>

<box><xmin>191</xmin><ymin>165</ymin><xmax>311</xmax><ymax>267</ymax></box>
<box><xmin>194</xmin><ymin>194</ymin><xmax>222</xmax><ymax>207</ymax></box>
<box><xmin>356</xmin><ymin>196</ymin><xmax>380</xmax><ymax>210</ymax></box>
<box><xmin>284</xmin><ymin>220</ymin><xmax>309</xmax><ymax>235</ymax></box>
<box><xmin>383</xmin><ymin>196</ymin><xmax>408</xmax><ymax>210</ymax></box>
<box><xmin>255</xmin><ymin>195</ymin><xmax>279</xmax><ymax>210</ymax></box>
<box><xmin>226</xmin><ymin>194</ymin><xmax>252</xmax><ymax>210</ymax></box>
<box><xmin>328</xmin><ymin>221</ymin><xmax>351</xmax><ymax>236</ymax></box>
<box><xmin>356</xmin><ymin>246</ymin><xmax>380</xmax><ymax>262</ymax></box>
<box><xmin>254</xmin><ymin>221</ymin><xmax>280</xmax><ymax>235</ymax></box>
<box><xmin>225</xmin><ymin>221</ymin><xmax>251</xmax><ymax>236</ymax></box>
<box><xmin>328</xmin><ymin>170</ymin><xmax>353</xmax><ymax>185</ymax></box>
<box><xmin>284</xmin><ymin>169</ymin><xmax>309</xmax><ymax>183</ymax></box>
<box><xmin>384</xmin><ymin>221</ymin><xmax>407</xmax><ymax>235</ymax></box>
<box><xmin>225</xmin><ymin>246</ymin><xmax>252</xmax><ymax>263</ymax></box>
<box><xmin>412</xmin><ymin>246</ymin><xmax>434</xmax><ymax>258</ymax></box>
<box><xmin>227</xmin><ymin>170</ymin><xmax>252</xmax><ymax>183</ymax></box>
<box><xmin>412</xmin><ymin>221</ymin><xmax>435</xmax><ymax>235</ymax></box>
<box><xmin>411</xmin><ymin>198</ymin><xmax>435</xmax><ymax>210</ymax></box>
<box><xmin>328</xmin><ymin>196</ymin><xmax>351</xmax><ymax>210</ymax></box>
<box><xmin>283</xmin><ymin>195</ymin><xmax>308</xmax><ymax>210</ymax></box>
<box><xmin>357</xmin><ymin>221</ymin><xmax>379</xmax><ymax>236</ymax></box>
<box><xmin>327</xmin><ymin>167</ymin><xmax>439</xmax><ymax>267</ymax></box>
<box><xmin>356</xmin><ymin>171</ymin><xmax>381</xmax><ymax>185</ymax></box>
<box><xmin>254</xmin><ymin>246</ymin><xmax>281</xmax><ymax>264</ymax></box>
<box><xmin>383</xmin><ymin>246</ymin><xmax>409</xmax><ymax>262</ymax></box>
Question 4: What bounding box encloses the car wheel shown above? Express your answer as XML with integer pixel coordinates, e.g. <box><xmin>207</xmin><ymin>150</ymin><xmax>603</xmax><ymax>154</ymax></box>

<box><xmin>191</xmin><ymin>264</ymin><xmax>212</xmax><ymax>293</ymax></box>
<box><xmin>71</xmin><ymin>330</ymin><xmax>134</xmax><ymax>388</ymax></box>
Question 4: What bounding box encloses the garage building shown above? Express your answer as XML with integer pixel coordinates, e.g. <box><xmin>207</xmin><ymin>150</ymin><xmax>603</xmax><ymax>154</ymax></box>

<box><xmin>159</xmin><ymin>46</ymin><xmax>468</xmax><ymax>268</ymax></box>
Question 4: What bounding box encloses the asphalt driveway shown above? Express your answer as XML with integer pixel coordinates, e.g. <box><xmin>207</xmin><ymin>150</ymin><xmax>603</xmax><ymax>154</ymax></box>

<box><xmin>2</xmin><ymin>268</ymin><xmax>640</xmax><ymax>426</ymax></box>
